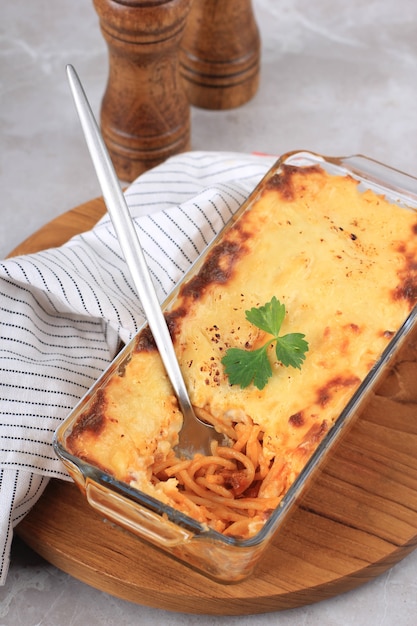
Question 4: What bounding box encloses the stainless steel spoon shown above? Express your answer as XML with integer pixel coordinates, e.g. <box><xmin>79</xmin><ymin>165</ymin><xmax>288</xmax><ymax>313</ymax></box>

<box><xmin>66</xmin><ymin>64</ymin><xmax>223</xmax><ymax>458</ymax></box>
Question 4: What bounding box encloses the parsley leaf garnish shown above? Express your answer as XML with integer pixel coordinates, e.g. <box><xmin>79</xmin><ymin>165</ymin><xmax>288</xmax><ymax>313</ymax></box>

<box><xmin>221</xmin><ymin>296</ymin><xmax>309</xmax><ymax>390</ymax></box>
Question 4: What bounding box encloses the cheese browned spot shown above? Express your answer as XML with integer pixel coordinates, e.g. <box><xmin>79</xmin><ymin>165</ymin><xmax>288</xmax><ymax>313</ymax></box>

<box><xmin>66</xmin><ymin>164</ymin><xmax>417</xmax><ymax>531</ymax></box>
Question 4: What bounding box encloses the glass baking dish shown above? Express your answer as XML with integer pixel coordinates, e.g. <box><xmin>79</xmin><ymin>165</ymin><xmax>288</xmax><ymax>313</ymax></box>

<box><xmin>53</xmin><ymin>150</ymin><xmax>417</xmax><ymax>583</ymax></box>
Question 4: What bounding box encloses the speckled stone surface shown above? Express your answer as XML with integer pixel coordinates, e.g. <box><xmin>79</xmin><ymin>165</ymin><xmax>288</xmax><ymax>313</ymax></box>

<box><xmin>1</xmin><ymin>1</ymin><xmax>417</xmax><ymax>624</ymax></box>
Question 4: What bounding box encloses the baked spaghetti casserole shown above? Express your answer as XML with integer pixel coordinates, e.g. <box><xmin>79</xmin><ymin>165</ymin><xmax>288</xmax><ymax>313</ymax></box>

<box><xmin>64</xmin><ymin>160</ymin><xmax>417</xmax><ymax>541</ymax></box>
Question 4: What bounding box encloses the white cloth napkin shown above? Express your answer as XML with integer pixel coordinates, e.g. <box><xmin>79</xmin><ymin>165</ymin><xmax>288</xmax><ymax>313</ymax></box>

<box><xmin>0</xmin><ymin>150</ymin><xmax>275</xmax><ymax>584</ymax></box>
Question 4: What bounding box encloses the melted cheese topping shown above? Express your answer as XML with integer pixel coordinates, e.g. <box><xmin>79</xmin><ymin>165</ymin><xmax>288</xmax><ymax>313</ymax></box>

<box><xmin>67</xmin><ymin>164</ymin><xmax>417</xmax><ymax>518</ymax></box>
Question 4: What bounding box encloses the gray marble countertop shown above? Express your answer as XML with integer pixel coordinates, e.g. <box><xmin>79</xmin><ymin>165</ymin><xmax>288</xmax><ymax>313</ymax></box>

<box><xmin>1</xmin><ymin>1</ymin><xmax>417</xmax><ymax>624</ymax></box>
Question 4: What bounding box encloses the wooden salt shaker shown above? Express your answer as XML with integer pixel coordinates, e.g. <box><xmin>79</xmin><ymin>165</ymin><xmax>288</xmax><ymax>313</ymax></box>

<box><xmin>93</xmin><ymin>0</ymin><xmax>193</xmax><ymax>182</ymax></box>
<box><xmin>179</xmin><ymin>0</ymin><xmax>261</xmax><ymax>110</ymax></box>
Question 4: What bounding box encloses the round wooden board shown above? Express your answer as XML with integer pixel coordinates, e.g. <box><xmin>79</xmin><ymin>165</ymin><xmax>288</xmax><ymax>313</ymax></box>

<box><xmin>10</xmin><ymin>198</ymin><xmax>417</xmax><ymax>615</ymax></box>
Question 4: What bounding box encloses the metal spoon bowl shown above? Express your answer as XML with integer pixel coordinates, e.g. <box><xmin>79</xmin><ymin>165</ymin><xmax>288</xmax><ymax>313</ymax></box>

<box><xmin>66</xmin><ymin>64</ymin><xmax>223</xmax><ymax>458</ymax></box>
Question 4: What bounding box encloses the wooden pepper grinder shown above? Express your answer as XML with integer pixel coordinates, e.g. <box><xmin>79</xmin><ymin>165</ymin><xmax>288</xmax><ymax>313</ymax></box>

<box><xmin>93</xmin><ymin>0</ymin><xmax>193</xmax><ymax>182</ymax></box>
<box><xmin>179</xmin><ymin>0</ymin><xmax>261</xmax><ymax>110</ymax></box>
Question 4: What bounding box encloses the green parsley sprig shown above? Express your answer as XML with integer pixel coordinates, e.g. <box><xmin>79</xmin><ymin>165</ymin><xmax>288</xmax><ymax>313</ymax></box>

<box><xmin>221</xmin><ymin>296</ymin><xmax>309</xmax><ymax>390</ymax></box>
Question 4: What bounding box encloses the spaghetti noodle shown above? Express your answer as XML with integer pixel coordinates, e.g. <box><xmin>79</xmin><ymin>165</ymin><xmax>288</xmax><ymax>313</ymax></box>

<box><xmin>149</xmin><ymin>413</ymin><xmax>325</xmax><ymax>538</ymax></box>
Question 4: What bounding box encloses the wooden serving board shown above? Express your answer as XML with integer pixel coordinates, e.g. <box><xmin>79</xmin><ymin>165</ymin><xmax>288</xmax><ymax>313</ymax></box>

<box><xmin>10</xmin><ymin>198</ymin><xmax>417</xmax><ymax>615</ymax></box>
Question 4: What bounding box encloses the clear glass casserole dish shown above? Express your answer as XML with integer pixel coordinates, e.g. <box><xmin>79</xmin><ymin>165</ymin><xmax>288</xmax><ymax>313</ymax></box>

<box><xmin>53</xmin><ymin>150</ymin><xmax>417</xmax><ymax>583</ymax></box>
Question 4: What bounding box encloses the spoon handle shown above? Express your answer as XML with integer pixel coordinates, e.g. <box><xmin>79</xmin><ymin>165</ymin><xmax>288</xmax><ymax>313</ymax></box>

<box><xmin>66</xmin><ymin>64</ymin><xmax>194</xmax><ymax>421</ymax></box>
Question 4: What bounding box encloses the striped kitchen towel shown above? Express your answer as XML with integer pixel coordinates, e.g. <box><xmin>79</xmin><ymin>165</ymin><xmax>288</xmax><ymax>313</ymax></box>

<box><xmin>0</xmin><ymin>150</ymin><xmax>275</xmax><ymax>584</ymax></box>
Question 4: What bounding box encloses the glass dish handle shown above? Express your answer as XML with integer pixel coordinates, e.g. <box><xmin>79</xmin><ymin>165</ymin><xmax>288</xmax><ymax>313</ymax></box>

<box><xmin>85</xmin><ymin>480</ymin><xmax>193</xmax><ymax>548</ymax></box>
<box><xmin>329</xmin><ymin>154</ymin><xmax>417</xmax><ymax>205</ymax></box>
